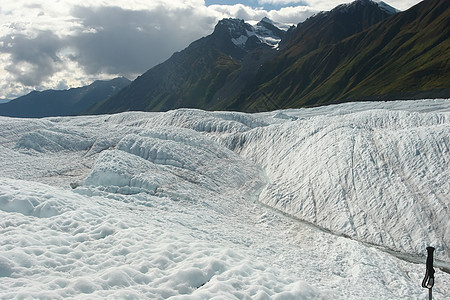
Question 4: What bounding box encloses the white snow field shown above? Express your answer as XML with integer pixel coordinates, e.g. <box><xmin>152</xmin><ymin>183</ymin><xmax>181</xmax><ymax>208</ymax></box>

<box><xmin>0</xmin><ymin>99</ymin><xmax>449</xmax><ymax>299</ymax></box>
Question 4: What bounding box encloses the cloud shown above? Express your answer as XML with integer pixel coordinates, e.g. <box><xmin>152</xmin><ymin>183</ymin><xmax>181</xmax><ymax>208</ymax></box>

<box><xmin>0</xmin><ymin>2</ymin><xmax>219</xmax><ymax>97</ymax></box>
<box><xmin>267</xmin><ymin>6</ymin><xmax>318</xmax><ymax>24</ymax></box>
<box><xmin>207</xmin><ymin>4</ymin><xmax>268</xmax><ymax>21</ymax></box>
<box><xmin>68</xmin><ymin>5</ymin><xmax>216</xmax><ymax>77</ymax></box>
<box><xmin>0</xmin><ymin>31</ymin><xmax>65</xmax><ymax>86</ymax></box>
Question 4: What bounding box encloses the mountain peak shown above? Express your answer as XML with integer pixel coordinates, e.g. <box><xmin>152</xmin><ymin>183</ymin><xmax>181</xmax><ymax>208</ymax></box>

<box><xmin>281</xmin><ymin>0</ymin><xmax>397</xmax><ymax>51</ymax></box>
<box><xmin>88</xmin><ymin>0</ymin><xmax>449</xmax><ymax>115</ymax></box>
<box><xmin>375</xmin><ymin>1</ymin><xmax>400</xmax><ymax>14</ymax></box>
<box><xmin>334</xmin><ymin>0</ymin><xmax>398</xmax><ymax>15</ymax></box>
<box><xmin>259</xmin><ymin>17</ymin><xmax>273</xmax><ymax>25</ymax></box>
<box><xmin>215</xmin><ymin>18</ymin><xmax>251</xmax><ymax>37</ymax></box>
<box><xmin>214</xmin><ymin>17</ymin><xmax>286</xmax><ymax>50</ymax></box>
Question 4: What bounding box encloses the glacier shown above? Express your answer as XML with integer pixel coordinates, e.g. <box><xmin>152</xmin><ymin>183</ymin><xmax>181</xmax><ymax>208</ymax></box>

<box><xmin>0</xmin><ymin>99</ymin><xmax>449</xmax><ymax>299</ymax></box>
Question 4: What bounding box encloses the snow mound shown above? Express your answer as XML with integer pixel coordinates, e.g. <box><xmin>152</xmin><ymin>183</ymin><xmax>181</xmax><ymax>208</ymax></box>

<box><xmin>84</xmin><ymin>126</ymin><xmax>265</xmax><ymax>201</ymax></box>
<box><xmin>226</xmin><ymin>108</ymin><xmax>450</xmax><ymax>260</ymax></box>
<box><xmin>0</xmin><ymin>178</ymin><xmax>76</xmax><ymax>217</ymax></box>
<box><xmin>0</xmin><ymin>114</ymin><xmax>140</xmax><ymax>186</ymax></box>
<box><xmin>84</xmin><ymin>149</ymin><xmax>179</xmax><ymax>195</ymax></box>
<box><xmin>15</xmin><ymin>129</ymin><xmax>93</xmax><ymax>153</ymax></box>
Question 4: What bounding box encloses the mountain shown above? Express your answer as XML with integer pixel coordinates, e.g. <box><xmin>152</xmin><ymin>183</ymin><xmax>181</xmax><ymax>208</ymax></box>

<box><xmin>0</xmin><ymin>77</ymin><xmax>130</xmax><ymax>118</ymax></box>
<box><xmin>88</xmin><ymin>0</ymin><xmax>397</xmax><ymax>114</ymax></box>
<box><xmin>231</xmin><ymin>0</ymin><xmax>450</xmax><ymax>111</ymax></box>
<box><xmin>89</xmin><ymin>0</ymin><xmax>449</xmax><ymax>114</ymax></box>
<box><xmin>88</xmin><ymin>18</ymin><xmax>287</xmax><ymax>114</ymax></box>
<box><xmin>279</xmin><ymin>0</ymin><xmax>398</xmax><ymax>53</ymax></box>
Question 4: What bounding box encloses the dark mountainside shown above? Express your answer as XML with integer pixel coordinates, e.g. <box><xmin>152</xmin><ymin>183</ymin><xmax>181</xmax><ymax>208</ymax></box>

<box><xmin>86</xmin><ymin>0</ymin><xmax>449</xmax><ymax>114</ymax></box>
<box><xmin>232</xmin><ymin>0</ymin><xmax>450</xmax><ymax>111</ymax></box>
<box><xmin>0</xmin><ymin>77</ymin><xmax>130</xmax><ymax>118</ymax></box>
<box><xmin>88</xmin><ymin>18</ymin><xmax>285</xmax><ymax>114</ymax></box>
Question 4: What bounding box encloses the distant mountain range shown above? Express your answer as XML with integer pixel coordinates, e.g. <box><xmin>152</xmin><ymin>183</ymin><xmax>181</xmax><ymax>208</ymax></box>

<box><xmin>0</xmin><ymin>77</ymin><xmax>130</xmax><ymax>118</ymax></box>
<box><xmin>2</xmin><ymin>0</ymin><xmax>449</xmax><ymax>117</ymax></box>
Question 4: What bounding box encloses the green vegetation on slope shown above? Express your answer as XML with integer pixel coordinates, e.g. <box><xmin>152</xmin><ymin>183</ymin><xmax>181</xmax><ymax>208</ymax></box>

<box><xmin>231</xmin><ymin>0</ymin><xmax>449</xmax><ymax>112</ymax></box>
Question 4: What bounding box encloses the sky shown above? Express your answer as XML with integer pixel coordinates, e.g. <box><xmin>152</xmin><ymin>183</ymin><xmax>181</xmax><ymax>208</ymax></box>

<box><xmin>0</xmin><ymin>0</ymin><xmax>423</xmax><ymax>99</ymax></box>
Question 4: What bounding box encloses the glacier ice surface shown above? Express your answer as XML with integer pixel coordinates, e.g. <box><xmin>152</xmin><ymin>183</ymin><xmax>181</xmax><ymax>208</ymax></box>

<box><xmin>0</xmin><ymin>99</ymin><xmax>449</xmax><ymax>299</ymax></box>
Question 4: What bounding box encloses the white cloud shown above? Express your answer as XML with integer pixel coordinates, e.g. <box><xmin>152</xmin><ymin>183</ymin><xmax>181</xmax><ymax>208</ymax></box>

<box><xmin>0</xmin><ymin>1</ymin><xmax>218</xmax><ymax>98</ymax></box>
<box><xmin>0</xmin><ymin>0</ymin><xmax>422</xmax><ymax>99</ymax></box>
<box><xmin>267</xmin><ymin>6</ymin><xmax>318</xmax><ymax>24</ymax></box>
<box><xmin>206</xmin><ymin>4</ymin><xmax>268</xmax><ymax>21</ymax></box>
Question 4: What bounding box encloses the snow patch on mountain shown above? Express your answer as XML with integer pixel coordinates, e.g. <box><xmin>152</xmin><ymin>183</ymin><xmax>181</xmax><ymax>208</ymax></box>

<box><xmin>231</xmin><ymin>35</ymin><xmax>248</xmax><ymax>47</ymax></box>
<box><xmin>221</xmin><ymin>18</ymin><xmax>287</xmax><ymax>49</ymax></box>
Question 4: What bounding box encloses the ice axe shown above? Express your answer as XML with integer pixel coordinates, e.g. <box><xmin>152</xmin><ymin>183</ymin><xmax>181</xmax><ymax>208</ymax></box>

<box><xmin>422</xmin><ymin>246</ymin><xmax>435</xmax><ymax>300</ymax></box>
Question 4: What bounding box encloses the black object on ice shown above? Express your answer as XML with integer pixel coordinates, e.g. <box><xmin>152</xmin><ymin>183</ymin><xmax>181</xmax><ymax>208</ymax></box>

<box><xmin>422</xmin><ymin>246</ymin><xmax>435</xmax><ymax>300</ymax></box>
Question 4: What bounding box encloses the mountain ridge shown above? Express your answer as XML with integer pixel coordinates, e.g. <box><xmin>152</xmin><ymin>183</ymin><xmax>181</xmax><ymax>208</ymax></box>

<box><xmin>0</xmin><ymin>77</ymin><xmax>130</xmax><ymax>118</ymax></box>
<box><xmin>90</xmin><ymin>0</ymin><xmax>436</xmax><ymax>114</ymax></box>
<box><xmin>16</xmin><ymin>0</ymin><xmax>449</xmax><ymax>115</ymax></box>
<box><xmin>231</xmin><ymin>0</ymin><xmax>449</xmax><ymax>111</ymax></box>
<box><xmin>88</xmin><ymin>17</ymin><xmax>286</xmax><ymax>114</ymax></box>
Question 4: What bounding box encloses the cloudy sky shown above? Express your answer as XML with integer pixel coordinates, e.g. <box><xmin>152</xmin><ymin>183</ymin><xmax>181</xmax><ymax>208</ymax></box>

<box><xmin>0</xmin><ymin>0</ymin><xmax>422</xmax><ymax>99</ymax></box>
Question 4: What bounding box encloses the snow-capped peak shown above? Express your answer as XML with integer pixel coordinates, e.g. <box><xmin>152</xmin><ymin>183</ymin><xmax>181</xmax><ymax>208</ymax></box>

<box><xmin>216</xmin><ymin>17</ymin><xmax>287</xmax><ymax>50</ymax></box>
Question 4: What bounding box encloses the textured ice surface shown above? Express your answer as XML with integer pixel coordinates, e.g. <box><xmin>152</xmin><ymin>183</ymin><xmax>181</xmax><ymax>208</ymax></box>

<box><xmin>225</xmin><ymin>109</ymin><xmax>449</xmax><ymax>260</ymax></box>
<box><xmin>0</xmin><ymin>99</ymin><xmax>449</xmax><ymax>299</ymax></box>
